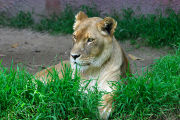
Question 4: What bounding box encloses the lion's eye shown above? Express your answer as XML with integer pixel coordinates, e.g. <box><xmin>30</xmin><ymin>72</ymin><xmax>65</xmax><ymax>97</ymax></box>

<box><xmin>87</xmin><ymin>38</ymin><xmax>94</xmax><ymax>43</ymax></box>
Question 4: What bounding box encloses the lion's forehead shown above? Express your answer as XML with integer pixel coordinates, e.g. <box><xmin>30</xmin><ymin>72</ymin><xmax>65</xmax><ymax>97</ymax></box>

<box><xmin>74</xmin><ymin>28</ymin><xmax>94</xmax><ymax>42</ymax></box>
<box><xmin>73</xmin><ymin>18</ymin><xmax>101</xmax><ymax>41</ymax></box>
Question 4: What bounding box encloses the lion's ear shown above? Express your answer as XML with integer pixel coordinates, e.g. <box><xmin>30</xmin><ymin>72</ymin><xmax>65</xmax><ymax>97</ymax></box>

<box><xmin>97</xmin><ymin>17</ymin><xmax>117</xmax><ymax>36</ymax></box>
<box><xmin>75</xmin><ymin>11</ymin><xmax>88</xmax><ymax>21</ymax></box>
<box><xmin>73</xmin><ymin>11</ymin><xmax>88</xmax><ymax>30</ymax></box>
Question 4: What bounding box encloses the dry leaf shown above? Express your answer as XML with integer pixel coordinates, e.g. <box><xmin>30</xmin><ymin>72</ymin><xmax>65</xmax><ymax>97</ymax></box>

<box><xmin>128</xmin><ymin>54</ymin><xmax>144</xmax><ymax>61</ymax></box>
<box><xmin>11</xmin><ymin>43</ymin><xmax>19</xmax><ymax>48</ymax></box>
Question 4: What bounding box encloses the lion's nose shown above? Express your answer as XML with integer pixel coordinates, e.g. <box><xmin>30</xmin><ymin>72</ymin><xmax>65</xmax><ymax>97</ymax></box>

<box><xmin>71</xmin><ymin>54</ymin><xmax>80</xmax><ymax>60</ymax></box>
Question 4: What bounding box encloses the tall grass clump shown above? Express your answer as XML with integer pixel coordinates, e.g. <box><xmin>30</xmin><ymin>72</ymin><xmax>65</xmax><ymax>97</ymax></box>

<box><xmin>113</xmin><ymin>8</ymin><xmax>180</xmax><ymax>47</ymax></box>
<box><xmin>112</xmin><ymin>48</ymin><xmax>180</xmax><ymax>119</ymax></box>
<box><xmin>9</xmin><ymin>11</ymin><xmax>34</xmax><ymax>28</ymax></box>
<box><xmin>0</xmin><ymin>62</ymin><xmax>101</xmax><ymax>119</ymax></box>
<box><xmin>0</xmin><ymin>13</ymin><xmax>9</xmax><ymax>25</ymax></box>
<box><xmin>34</xmin><ymin>6</ymin><xmax>75</xmax><ymax>34</ymax></box>
<box><xmin>0</xmin><ymin>11</ymin><xmax>33</xmax><ymax>28</ymax></box>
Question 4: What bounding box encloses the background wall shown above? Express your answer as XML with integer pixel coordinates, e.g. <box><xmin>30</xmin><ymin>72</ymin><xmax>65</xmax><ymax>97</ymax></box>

<box><xmin>0</xmin><ymin>0</ymin><xmax>179</xmax><ymax>21</ymax></box>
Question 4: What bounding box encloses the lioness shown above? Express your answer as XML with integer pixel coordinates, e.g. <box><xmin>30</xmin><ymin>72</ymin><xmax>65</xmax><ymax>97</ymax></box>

<box><xmin>35</xmin><ymin>11</ymin><xmax>130</xmax><ymax>119</ymax></box>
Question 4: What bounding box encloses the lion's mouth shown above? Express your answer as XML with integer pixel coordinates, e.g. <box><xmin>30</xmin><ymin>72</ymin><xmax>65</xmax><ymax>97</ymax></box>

<box><xmin>74</xmin><ymin>62</ymin><xmax>90</xmax><ymax>66</ymax></box>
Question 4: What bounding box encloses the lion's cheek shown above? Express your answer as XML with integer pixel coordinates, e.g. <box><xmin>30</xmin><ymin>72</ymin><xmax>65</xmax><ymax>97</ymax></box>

<box><xmin>90</xmin><ymin>43</ymin><xmax>104</xmax><ymax>56</ymax></box>
<box><xmin>90</xmin><ymin>48</ymin><xmax>102</xmax><ymax>57</ymax></box>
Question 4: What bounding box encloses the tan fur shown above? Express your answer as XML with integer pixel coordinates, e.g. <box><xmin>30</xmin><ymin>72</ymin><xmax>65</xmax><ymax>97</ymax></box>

<box><xmin>35</xmin><ymin>60</ymin><xmax>70</xmax><ymax>83</ymax></box>
<box><xmin>35</xmin><ymin>11</ymin><xmax>130</xmax><ymax>120</ymax></box>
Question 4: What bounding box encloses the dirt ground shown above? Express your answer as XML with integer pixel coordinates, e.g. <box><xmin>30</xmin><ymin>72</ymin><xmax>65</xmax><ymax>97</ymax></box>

<box><xmin>0</xmin><ymin>28</ymin><xmax>172</xmax><ymax>75</ymax></box>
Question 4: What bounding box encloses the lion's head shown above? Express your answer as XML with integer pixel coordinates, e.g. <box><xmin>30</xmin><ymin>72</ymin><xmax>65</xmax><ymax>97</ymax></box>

<box><xmin>70</xmin><ymin>11</ymin><xmax>117</xmax><ymax>71</ymax></box>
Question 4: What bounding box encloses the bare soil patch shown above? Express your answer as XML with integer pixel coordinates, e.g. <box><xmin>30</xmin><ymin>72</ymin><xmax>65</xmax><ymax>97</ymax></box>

<box><xmin>0</xmin><ymin>28</ymin><xmax>172</xmax><ymax>74</ymax></box>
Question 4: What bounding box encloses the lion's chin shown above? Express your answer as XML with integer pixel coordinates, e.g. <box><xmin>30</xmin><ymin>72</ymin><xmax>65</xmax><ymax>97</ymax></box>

<box><xmin>72</xmin><ymin>62</ymin><xmax>90</xmax><ymax>72</ymax></box>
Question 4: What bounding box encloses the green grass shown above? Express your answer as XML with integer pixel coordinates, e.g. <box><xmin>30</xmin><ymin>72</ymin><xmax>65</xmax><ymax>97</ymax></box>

<box><xmin>111</xmin><ymin>47</ymin><xmax>180</xmax><ymax>119</ymax></box>
<box><xmin>0</xmin><ymin>6</ymin><xmax>179</xmax><ymax>119</ymax></box>
<box><xmin>0</xmin><ymin>11</ymin><xmax>33</xmax><ymax>28</ymax></box>
<box><xmin>0</xmin><ymin>62</ymin><xmax>101</xmax><ymax>119</ymax></box>
<box><xmin>113</xmin><ymin>8</ymin><xmax>180</xmax><ymax>47</ymax></box>
<box><xmin>0</xmin><ymin>48</ymin><xmax>179</xmax><ymax>119</ymax></box>
<box><xmin>34</xmin><ymin>5</ymin><xmax>100</xmax><ymax>34</ymax></box>
<box><xmin>34</xmin><ymin>6</ymin><xmax>74</xmax><ymax>34</ymax></box>
<box><xmin>0</xmin><ymin>6</ymin><xmax>179</xmax><ymax>47</ymax></box>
